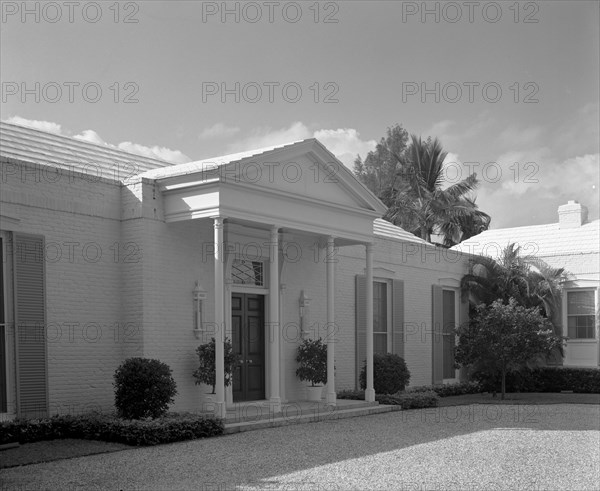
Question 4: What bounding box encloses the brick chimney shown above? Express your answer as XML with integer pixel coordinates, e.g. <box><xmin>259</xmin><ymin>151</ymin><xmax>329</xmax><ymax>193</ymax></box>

<box><xmin>558</xmin><ymin>200</ymin><xmax>588</xmax><ymax>228</ymax></box>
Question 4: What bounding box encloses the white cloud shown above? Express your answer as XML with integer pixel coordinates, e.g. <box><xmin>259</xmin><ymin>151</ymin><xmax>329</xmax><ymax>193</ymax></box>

<box><xmin>199</xmin><ymin>123</ymin><xmax>240</xmax><ymax>139</ymax></box>
<box><xmin>5</xmin><ymin>116</ymin><xmax>62</xmax><ymax>134</ymax></box>
<box><xmin>313</xmin><ymin>128</ymin><xmax>377</xmax><ymax>168</ymax></box>
<box><xmin>3</xmin><ymin>116</ymin><xmax>190</xmax><ymax>164</ymax></box>
<box><xmin>225</xmin><ymin>121</ymin><xmax>311</xmax><ymax>154</ymax></box>
<box><xmin>225</xmin><ymin>122</ymin><xmax>377</xmax><ymax>169</ymax></box>
<box><xmin>118</xmin><ymin>142</ymin><xmax>190</xmax><ymax>164</ymax></box>
<box><xmin>74</xmin><ymin>129</ymin><xmax>107</xmax><ymax>146</ymax></box>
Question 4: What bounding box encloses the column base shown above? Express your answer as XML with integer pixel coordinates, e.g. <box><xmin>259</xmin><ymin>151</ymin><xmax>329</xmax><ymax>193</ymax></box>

<box><xmin>268</xmin><ymin>397</ymin><xmax>281</xmax><ymax>414</ymax></box>
<box><xmin>213</xmin><ymin>401</ymin><xmax>227</xmax><ymax>419</ymax></box>
<box><xmin>326</xmin><ymin>391</ymin><xmax>337</xmax><ymax>405</ymax></box>
<box><xmin>365</xmin><ymin>389</ymin><xmax>375</xmax><ymax>402</ymax></box>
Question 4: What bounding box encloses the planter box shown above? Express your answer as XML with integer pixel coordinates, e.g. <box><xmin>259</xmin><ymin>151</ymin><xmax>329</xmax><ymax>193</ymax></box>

<box><xmin>306</xmin><ymin>386</ymin><xmax>323</xmax><ymax>402</ymax></box>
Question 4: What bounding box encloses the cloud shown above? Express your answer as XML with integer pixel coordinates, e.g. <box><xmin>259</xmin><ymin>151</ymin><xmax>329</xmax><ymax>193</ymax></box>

<box><xmin>118</xmin><ymin>142</ymin><xmax>190</xmax><ymax>164</ymax></box>
<box><xmin>313</xmin><ymin>128</ymin><xmax>377</xmax><ymax>168</ymax></box>
<box><xmin>225</xmin><ymin>122</ymin><xmax>311</xmax><ymax>154</ymax></box>
<box><xmin>74</xmin><ymin>129</ymin><xmax>107</xmax><ymax>146</ymax></box>
<box><xmin>5</xmin><ymin>116</ymin><xmax>62</xmax><ymax>134</ymax></box>
<box><xmin>225</xmin><ymin>122</ymin><xmax>377</xmax><ymax>168</ymax></box>
<box><xmin>199</xmin><ymin>123</ymin><xmax>240</xmax><ymax>140</ymax></box>
<box><xmin>3</xmin><ymin>116</ymin><xmax>191</xmax><ymax>164</ymax></box>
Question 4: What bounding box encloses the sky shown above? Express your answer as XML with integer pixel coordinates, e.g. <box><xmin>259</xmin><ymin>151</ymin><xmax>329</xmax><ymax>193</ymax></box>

<box><xmin>1</xmin><ymin>0</ymin><xmax>599</xmax><ymax>229</ymax></box>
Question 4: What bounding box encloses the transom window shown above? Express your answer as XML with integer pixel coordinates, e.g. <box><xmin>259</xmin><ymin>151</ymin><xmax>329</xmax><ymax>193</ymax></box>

<box><xmin>567</xmin><ymin>290</ymin><xmax>596</xmax><ymax>339</ymax></box>
<box><xmin>231</xmin><ymin>259</ymin><xmax>264</xmax><ymax>287</ymax></box>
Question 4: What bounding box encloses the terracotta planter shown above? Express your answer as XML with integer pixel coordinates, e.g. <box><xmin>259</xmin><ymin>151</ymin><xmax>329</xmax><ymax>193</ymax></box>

<box><xmin>306</xmin><ymin>386</ymin><xmax>323</xmax><ymax>402</ymax></box>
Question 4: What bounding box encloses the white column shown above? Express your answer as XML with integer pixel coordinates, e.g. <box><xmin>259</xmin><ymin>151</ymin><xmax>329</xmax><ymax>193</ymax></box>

<box><xmin>326</xmin><ymin>236</ymin><xmax>336</xmax><ymax>404</ymax></box>
<box><xmin>269</xmin><ymin>226</ymin><xmax>281</xmax><ymax>412</ymax></box>
<box><xmin>213</xmin><ymin>217</ymin><xmax>226</xmax><ymax>418</ymax></box>
<box><xmin>365</xmin><ymin>243</ymin><xmax>375</xmax><ymax>402</ymax></box>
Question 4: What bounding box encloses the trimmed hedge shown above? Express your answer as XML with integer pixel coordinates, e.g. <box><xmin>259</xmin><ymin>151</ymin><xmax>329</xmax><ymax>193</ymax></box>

<box><xmin>377</xmin><ymin>391</ymin><xmax>440</xmax><ymax>409</ymax></box>
<box><xmin>337</xmin><ymin>389</ymin><xmax>439</xmax><ymax>409</ymax></box>
<box><xmin>474</xmin><ymin>367</ymin><xmax>600</xmax><ymax>394</ymax></box>
<box><xmin>0</xmin><ymin>412</ymin><xmax>224</xmax><ymax>446</ymax></box>
<box><xmin>407</xmin><ymin>381</ymin><xmax>483</xmax><ymax>397</ymax></box>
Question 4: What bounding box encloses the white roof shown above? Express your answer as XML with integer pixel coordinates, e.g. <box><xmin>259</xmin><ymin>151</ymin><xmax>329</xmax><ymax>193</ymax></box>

<box><xmin>0</xmin><ymin>121</ymin><xmax>172</xmax><ymax>181</ymax></box>
<box><xmin>373</xmin><ymin>218</ymin><xmax>431</xmax><ymax>245</ymax></box>
<box><xmin>140</xmin><ymin>139</ymin><xmax>311</xmax><ymax>180</ymax></box>
<box><xmin>452</xmin><ymin>220</ymin><xmax>600</xmax><ymax>258</ymax></box>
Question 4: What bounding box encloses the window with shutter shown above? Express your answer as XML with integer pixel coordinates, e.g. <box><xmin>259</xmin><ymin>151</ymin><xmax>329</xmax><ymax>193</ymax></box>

<box><xmin>14</xmin><ymin>233</ymin><xmax>48</xmax><ymax>418</ymax></box>
<box><xmin>356</xmin><ymin>276</ymin><xmax>405</xmax><ymax>389</ymax></box>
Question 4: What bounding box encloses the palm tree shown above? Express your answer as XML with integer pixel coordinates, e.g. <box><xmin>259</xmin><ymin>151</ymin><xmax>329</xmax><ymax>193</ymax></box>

<box><xmin>383</xmin><ymin>135</ymin><xmax>490</xmax><ymax>245</ymax></box>
<box><xmin>461</xmin><ymin>243</ymin><xmax>568</xmax><ymax>334</ymax></box>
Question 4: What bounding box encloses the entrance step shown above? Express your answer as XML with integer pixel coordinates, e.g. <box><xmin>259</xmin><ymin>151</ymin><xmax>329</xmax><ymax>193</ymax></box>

<box><xmin>223</xmin><ymin>402</ymin><xmax>399</xmax><ymax>434</ymax></box>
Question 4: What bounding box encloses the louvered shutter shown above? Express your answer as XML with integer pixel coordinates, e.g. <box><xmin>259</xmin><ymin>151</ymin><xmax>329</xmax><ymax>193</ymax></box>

<box><xmin>0</xmin><ymin>236</ymin><xmax>6</xmax><ymax>413</ymax></box>
<box><xmin>392</xmin><ymin>280</ymin><xmax>404</xmax><ymax>358</ymax></box>
<box><xmin>458</xmin><ymin>297</ymin><xmax>470</xmax><ymax>381</ymax></box>
<box><xmin>431</xmin><ymin>284</ymin><xmax>443</xmax><ymax>384</ymax></box>
<box><xmin>14</xmin><ymin>234</ymin><xmax>48</xmax><ymax>418</ymax></box>
<box><xmin>355</xmin><ymin>275</ymin><xmax>366</xmax><ymax>389</ymax></box>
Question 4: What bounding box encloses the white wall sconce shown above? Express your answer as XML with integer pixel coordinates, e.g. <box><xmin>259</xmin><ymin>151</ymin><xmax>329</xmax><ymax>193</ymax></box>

<box><xmin>193</xmin><ymin>281</ymin><xmax>207</xmax><ymax>339</ymax></box>
<box><xmin>299</xmin><ymin>290</ymin><xmax>311</xmax><ymax>339</ymax></box>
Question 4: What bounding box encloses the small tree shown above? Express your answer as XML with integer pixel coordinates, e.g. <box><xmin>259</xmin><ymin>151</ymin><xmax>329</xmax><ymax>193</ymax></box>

<box><xmin>193</xmin><ymin>337</ymin><xmax>239</xmax><ymax>394</ymax></box>
<box><xmin>113</xmin><ymin>357</ymin><xmax>177</xmax><ymax>419</ymax></box>
<box><xmin>455</xmin><ymin>298</ymin><xmax>565</xmax><ymax>399</ymax></box>
<box><xmin>295</xmin><ymin>338</ymin><xmax>327</xmax><ymax>387</ymax></box>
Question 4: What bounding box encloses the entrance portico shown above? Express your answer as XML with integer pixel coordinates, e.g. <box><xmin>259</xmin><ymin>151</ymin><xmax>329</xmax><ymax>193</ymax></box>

<box><xmin>143</xmin><ymin>139</ymin><xmax>387</xmax><ymax>417</ymax></box>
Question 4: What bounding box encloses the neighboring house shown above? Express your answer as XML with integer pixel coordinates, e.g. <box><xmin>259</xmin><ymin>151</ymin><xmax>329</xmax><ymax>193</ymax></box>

<box><xmin>0</xmin><ymin>121</ymin><xmax>470</xmax><ymax>420</ymax></box>
<box><xmin>453</xmin><ymin>201</ymin><xmax>600</xmax><ymax>368</ymax></box>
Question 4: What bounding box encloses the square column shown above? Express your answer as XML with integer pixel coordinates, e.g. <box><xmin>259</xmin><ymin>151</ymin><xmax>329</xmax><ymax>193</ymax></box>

<box><xmin>365</xmin><ymin>243</ymin><xmax>375</xmax><ymax>402</ymax></box>
<box><xmin>213</xmin><ymin>217</ymin><xmax>226</xmax><ymax>418</ymax></box>
<box><xmin>269</xmin><ymin>226</ymin><xmax>281</xmax><ymax>412</ymax></box>
<box><xmin>326</xmin><ymin>236</ymin><xmax>336</xmax><ymax>404</ymax></box>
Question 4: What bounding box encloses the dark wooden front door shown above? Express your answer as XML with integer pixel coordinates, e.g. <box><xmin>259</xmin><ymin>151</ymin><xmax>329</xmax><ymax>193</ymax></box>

<box><xmin>232</xmin><ymin>293</ymin><xmax>265</xmax><ymax>402</ymax></box>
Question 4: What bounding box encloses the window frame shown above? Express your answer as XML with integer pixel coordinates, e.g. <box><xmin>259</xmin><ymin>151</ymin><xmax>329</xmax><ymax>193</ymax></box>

<box><xmin>565</xmin><ymin>289</ymin><xmax>597</xmax><ymax>341</ymax></box>
<box><xmin>372</xmin><ymin>278</ymin><xmax>392</xmax><ymax>355</ymax></box>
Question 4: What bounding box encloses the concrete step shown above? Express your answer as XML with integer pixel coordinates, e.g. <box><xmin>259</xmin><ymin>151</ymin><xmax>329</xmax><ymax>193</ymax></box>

<box><xmin>224</xmin><ymin>404</ymin><xmax>399</xmax><ymax>434</ymax></box>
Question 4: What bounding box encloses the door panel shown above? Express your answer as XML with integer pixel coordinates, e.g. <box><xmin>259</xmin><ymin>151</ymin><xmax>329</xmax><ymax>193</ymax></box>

<box><xmin>232</xmin><ymin>293</ymin><xmax>265</xmax><ymax>402</ymax></box>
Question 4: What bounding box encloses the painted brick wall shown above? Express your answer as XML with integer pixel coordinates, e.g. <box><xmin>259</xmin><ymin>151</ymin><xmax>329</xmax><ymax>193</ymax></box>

<box><xmin>1</xmin><ymin>160</ymin><xmax>124</xmax><ymax>415</ymax></box>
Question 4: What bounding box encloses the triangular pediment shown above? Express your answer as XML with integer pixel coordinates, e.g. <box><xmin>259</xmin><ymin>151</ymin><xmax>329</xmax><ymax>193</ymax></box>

<box><xmin>144</xmin><ymin>139</ymin><xmax>387</xmax><ymax>243</ymax></box>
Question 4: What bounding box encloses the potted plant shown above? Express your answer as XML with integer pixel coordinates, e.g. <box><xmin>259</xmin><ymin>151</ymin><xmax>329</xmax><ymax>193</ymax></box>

<box><xmin>193</xmin><ymin>337</ymin><xmax>239</xmax><ymax>403</ymax></box>
<box><xmin>295</xmin><ymin>337</ymin><xmax>327</xmax><ymax>401</ymax></box>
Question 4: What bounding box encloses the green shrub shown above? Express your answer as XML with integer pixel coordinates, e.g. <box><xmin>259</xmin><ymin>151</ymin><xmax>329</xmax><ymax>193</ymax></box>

<box><xmin>0</xmin><ymin>412</ymin><xmax>224</xmax><ymax>446</ymax></box>
<box><xmin>359</xmin><ymin>353</ymin><xmax>410</xmax><ymax>394</ymax></box>
<box><xmin>114</xmin><ymin>358</ymin><xmax>178</xmax><ymax>419</ymax></box>
<box><xmin>407</xmin><ymin>381</ymin><xmax>483</xmax><ymax>397</ymax></box>
<box><xmin>295</xmin><ymin>338</ymin><xmax>328</xmax><ymax>386</ymax></box>
<box><xmin>473</xmin><ymin>366</ymin><xmax>600</xmax><ymax>394</ymax></box>
<box><xmin>193</xmin><ymin>337</ymin><xmax>239</xmax><ymax>394</ymax></box>
<box><xmin>377</xmin><ymin>391</ymin><xmax>439</xmax><ymax>409</ymax></box>
<box><xmin>337</xmin><ymin>389</ymin><xmax>365</xmax><ymax>400</ymax></box>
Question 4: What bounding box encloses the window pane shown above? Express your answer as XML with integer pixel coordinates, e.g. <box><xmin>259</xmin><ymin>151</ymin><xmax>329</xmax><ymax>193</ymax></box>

<box><xmin>567</xmin><ymin>291</ymin><xmax>594</xmax><ymax>315</ymax></box>
<box><xmin>568</xmin><ymin>326</ymin><xmax>577</xmax><ymax>338</ymax></box>
<box><xmin>374</xmin><ymin>333</ymin><xmax>387</xmax><ymax>355</ymax></box>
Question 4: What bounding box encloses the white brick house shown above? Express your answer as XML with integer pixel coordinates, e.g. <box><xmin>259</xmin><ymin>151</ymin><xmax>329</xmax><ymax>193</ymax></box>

<box><xmin>0</xmin><ymin>121</ymin><xmax>470</xmax><ymax>420</ymax></box>
<box><xmin>454</xmin><ymin>201</ymin><xmax>600</xmax><ymax>368</ymax></box>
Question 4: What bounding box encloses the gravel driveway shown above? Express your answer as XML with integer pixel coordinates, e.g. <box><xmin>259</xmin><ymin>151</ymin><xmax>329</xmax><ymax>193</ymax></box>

<box><xmin>1</xmin><ymin>403</ymin><xmax>599</xmax><ymax>490</ymax></box>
